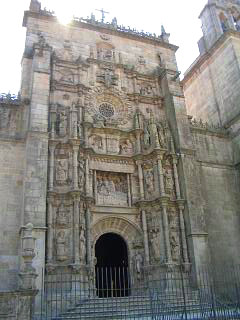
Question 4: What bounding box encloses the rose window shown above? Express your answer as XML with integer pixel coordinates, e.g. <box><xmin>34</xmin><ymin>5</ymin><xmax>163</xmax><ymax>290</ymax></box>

<box><xmin>99</xmin><ymin>103</ymin><xmax>115</xmax><ymax>118</ymax></box>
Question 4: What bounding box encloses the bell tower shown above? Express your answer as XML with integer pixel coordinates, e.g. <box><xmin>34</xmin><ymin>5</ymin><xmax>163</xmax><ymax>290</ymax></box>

<box><xmin>198</xmin><ymin>0</ymin><xmax>240</xmax><ymax>53</ymax></box>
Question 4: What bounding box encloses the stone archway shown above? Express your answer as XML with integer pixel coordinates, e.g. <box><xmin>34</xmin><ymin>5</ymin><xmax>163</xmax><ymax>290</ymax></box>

<box><xmin>92</xmin><ymin>216</ymin><xmax>143</xmax><ymax>297</ymax></box>
<box><xmin>92</xmin><ymin>216</ymin><xmax>143</xmax><ymax>251</ymax></box>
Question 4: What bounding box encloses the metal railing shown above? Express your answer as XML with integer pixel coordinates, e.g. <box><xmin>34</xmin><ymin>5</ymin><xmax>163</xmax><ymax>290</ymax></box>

<box><xmin>34</xmin><ymin>265</ymin><xmax>240</xmax><ymax>320</ymax></box>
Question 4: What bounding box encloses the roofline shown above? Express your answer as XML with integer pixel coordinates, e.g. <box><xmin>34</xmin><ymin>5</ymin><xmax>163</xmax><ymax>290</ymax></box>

<box><xmin>182</xmin><ymin>30</ymin><xmax>240</xmax><ymax>85</ymax></box>
<box><xmin>23</xmin><ymin>11</ymin><xmax>179</xmax><ymax>52</ymax></box>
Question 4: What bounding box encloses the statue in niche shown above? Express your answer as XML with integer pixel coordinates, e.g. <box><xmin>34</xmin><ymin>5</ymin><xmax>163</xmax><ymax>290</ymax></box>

<box><xmin>164</xmin><ymin>169</ymin><xmax>174</xmax><ymax>193</ymax></box>
<box><xmin>90</xmin><ymin>135</ymin><xmax>103</xmax><ymax>151</ymax></box>
<box><xmin>151</xmin><ymin>231</ymin><xmax>161</xmax><ymax>261</ymax></box>
<box><xmin>56</xmin><ymin>203</ymin><xmax>68</xmax><ymax>226</ymax></box>
<box><xmin>56</xmin><ymin>230</ymin><xmax>68</xmax><ymax>261</ymax></box>
<box><xmin>140</xmin><ymin>85</ymin><xmax>152</xmax><ymax>96</ymax></box>
<box><xmin>119</xmin><ymin>139</ymin><xmax>133</xmax><ymax>155</ymax></box>
<box><xmin>145</xmin><ymin>169</ymin><xmax>154</xmax><ymax>193</ymax></box>
<box><xmin>97</xmin><ymin>172</ymin><xmax>127</xmax><ymax>205</ymax></box>
<box><xmin>170</xmin><ymin>232</ymin><xmax>180</xmax><ymax>262</ymax></box>
<box><xmin>56</xmin><ymin>159</ymin><xmax>68</xmax><ymax>185</ymax></box>
<box><xmin>143</xmin><ymin>127</ymin><xmax>151</xmax><ymax>146</ymax></box>
<box><xmin>157</xmin><ymin>124</ymin><xmax>166</xmax><ymax>148</ymax></box>
<box><xmin>58</xmin><ymin>110</ymin><xmax>67</xmax><ymax>136</ymax></box>
<box><xmin>134</xmin><ymin>109</ymin><xmax>143</xmax><ymax>129</ymax></box>
<box><xmin>79</xmin><ymin>227</ymin><xmax>86</xmax><ymax>263</ymax></box>
<box><xmin>78</xmin><ymin>159</ymin><xmax>85</xmax><ymax>191</ymax></box>
<box><xmin>134</xmin><ymin>252</ymin><xmax>144</xmax><ymax>279</ymax></box>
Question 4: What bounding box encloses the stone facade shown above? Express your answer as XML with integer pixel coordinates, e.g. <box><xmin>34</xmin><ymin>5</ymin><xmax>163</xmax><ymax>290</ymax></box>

<box><xmin>0</xmin><ymin>0</ymin><xmax>240</xmax><ymax>317</ymax></box>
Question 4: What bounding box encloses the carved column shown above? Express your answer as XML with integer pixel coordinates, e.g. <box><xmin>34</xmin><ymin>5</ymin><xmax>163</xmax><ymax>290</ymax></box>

<box><xmin>73</xmin><ymin>196</ymin><xmax>80</xmax><ymax>265</ymax></box>
<box><xmin>47</xmin><ymin>198</ymin><xmax>53</xmax><ymax>263</ymax></box>
<box><xmin>137</xmin><ymin>161</ymin><xmax>144</xmax><ymax>200</ymax></box>
<box><xmin>85</xmin><ymin>157</ymin><xmax>90</xmax><ymax>196</ymax></box>
<box><xmin>72</xmin><ymin>145</ymin><xmax>79</xmax><ymax>190</ymax></box>
<box><xmin>50</xmin><ymin>105</ymin><xmax>57</xmax><ymax>139</ymax></box>
<box><xmin>93</xmin><ymin>170</ymin><xmax>97</xmax><ymax>201</ymax></box>
<box><xmin>161</xmin><ymin>204</ymin><xmax>172</xmax><ymax>264</ymax></box>
<box><xmin>141</xmin><ymin>210</ymin><xmax>150</xmax><ymax>265</ymax></box>
<box><xmin>178</xmin><ymin>202</ymin><xmax>189</xmax><ymax>265</ymax></box>
<box><xmin>172</xmin><ymin>157</ymin><xmax>181</xmax><ymax>199</ymax></box>
<box><xmin>135</xmin><ymin>131</ymin><xmax>141</xmax><ymax>154</ymax></box>
<box><xmin>127</xmin><ymin>174</ymin><xmax>132</xmax><ymax>207</ymax></box>
<box><xmin>157</xmin><ymin>157</ymin><xmax>165</xmax><ymax>196</ymax></box>
<box><xmin>49</xmin><ymin>145</ymin><xmax>56</xmax><ymax>191</ymax></box>
<box><xmin>85</xmin><ymin>206</ymin><xmax>92</xmax><ymax>265</ymax></box>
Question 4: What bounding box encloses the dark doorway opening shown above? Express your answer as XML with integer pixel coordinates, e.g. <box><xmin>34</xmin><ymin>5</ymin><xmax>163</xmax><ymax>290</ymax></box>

<box><xmin>95</xmin><ymin>233</ymin><xmax>130</xmax><ymax>297</ymax></box>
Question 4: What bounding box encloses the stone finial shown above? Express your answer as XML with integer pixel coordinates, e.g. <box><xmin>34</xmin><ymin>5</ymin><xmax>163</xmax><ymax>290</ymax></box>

<box><xmin>19</xmin><ymin>223</ymin><xmax>38</xmax><ymax>290</ymax></box>
<box><xmin>161</xmin><ymin>25</ymin><xmax>170</xmax><ymax>43</ymax></box>
<box><xmin>29</xmin><ymin>0</ymin><xmax>41</xmax><ymax>13</ymax></box>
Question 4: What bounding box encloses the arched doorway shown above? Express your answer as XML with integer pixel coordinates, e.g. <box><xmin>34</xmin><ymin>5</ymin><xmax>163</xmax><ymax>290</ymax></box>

<box><xmin>95</xmin><ymin>233</ymin><xmax>130</xmax><ymax>297</ymax></box>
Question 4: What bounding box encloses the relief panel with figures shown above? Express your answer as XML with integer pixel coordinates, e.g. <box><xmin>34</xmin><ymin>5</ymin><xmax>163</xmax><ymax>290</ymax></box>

<box><xmin>96</xmin><ymin>171</ymin><xmax>128</xmax><ymax>206</ymax></box>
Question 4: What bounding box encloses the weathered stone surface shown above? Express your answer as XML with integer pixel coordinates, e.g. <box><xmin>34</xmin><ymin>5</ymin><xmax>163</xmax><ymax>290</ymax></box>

<box><xmin>0</xmin><ymin>0</ymin><xmax>240</xmax><ymax>318</ymax></box>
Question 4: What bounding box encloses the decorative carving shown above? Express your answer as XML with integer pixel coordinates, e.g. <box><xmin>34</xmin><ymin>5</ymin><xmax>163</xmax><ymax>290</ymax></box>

<box><xmin>79</xmin><ymin>226</ymin><xmax>86</xmax><ymax>263</ymax></box>
<box><xmin>150</xmin><ymin>231</ymin><xmax>161</xmax><ymax>261</ymax></box>
<box><xmin>144</xmin><ymin>168</ymin><xmax>155</xmax><ymax>195</ymax></box>
<box><xmin>138</xmin><ymin>56</ymin><xmax>146</xmax><ymax>65</ymax></box>
<box><xmin>0</xmin><ymin>296</ymin><xmax>15</xmax><ymax>315</ymax></box>
<box><xmin>55</xmin><ymin>159</ymin><xmax>68</xmax><ymax>185</ymax></box>
<box><xmin>96</xmin><ymin>67</ymin><xmax>118</xmax><ymax>87</ymax></box>
<box><xmin>134</xmin><ymin>252</ymin><xmax>144</xmax><ymax>279</ymax></box>
<box><xmin>56</xmin><ymin>109</ymin><xmax>68</xmax><ymax>136</ymax></box>
<box><xmin>56</xmin><ymin>230</ymin><xmax>68</xmax><ymax>261</ymax></box>
<box><xmin>164</xmin><ymin>168</ymin><xmax>174</xmax><ymax>194</ymax></box>
<box><xmin>119</xmin><ymin>139</ymin><xmax>133</xmax><ymax>155</ymax></box>
<box><xmin>78</xmin><ymin>158</ymin><xmax>85</xmax><ymax>192</ymax></box>
<box><xmin>96</xmin><ymin>171</ymin><xmax>128</xmax><ymax>206</ymax></box>
<box><xmin>90</xmin><ymin>135</ymin><xmax>103</xmax><ymax>151</ymax></box>
<box><xmin>140</xmin><ymin>84</ymin><xmax>153</xmax><ymax>96</ymax></box>
<box><xmin>56</xmin><ymin>203</ymin><xmax>69</xmax><ymax>226</ymax></box>
<box><xmin>85</xmin><ymin>89</ymin><xmax>133</xmax><ymax>126</ymax></box>
<box><xmin>170</xmin><ymin>232</ymin><xmax>180</xmax><ymax>263</ymax></box>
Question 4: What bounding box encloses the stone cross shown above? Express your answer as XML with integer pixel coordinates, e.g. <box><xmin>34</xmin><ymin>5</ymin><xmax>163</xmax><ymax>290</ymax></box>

<box><xmin>95</xmin><ymin>8</ymin><xmax>109</xmax><ymax>23</ymax></box>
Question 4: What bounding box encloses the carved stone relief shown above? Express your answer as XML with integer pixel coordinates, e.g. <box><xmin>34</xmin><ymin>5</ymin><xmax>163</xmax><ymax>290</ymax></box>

<box><xmin>56</xmin><ymin>202</ymin><xmax>69</xmax><ymax>226</ymax></box>
<box><xmin>79</xmin><ymin>226</ymin><xmax>86</xmax><ymax>263</ymax></box>
<box><xmin>119</xmin><ymin>138</ymin><xmax>134</xmax><ymax>155</ymax></box>
<box><xmin>85</xmin><ymin>89</ymin><xmax>133</xmax><ymax>127</ymax></box>
<box><xmin>0</xmin><ymin>296</ymin><xmax>15</xmax><ymax>315</ymax></box>
<box><xmin>56</xmin><ymin>230</ymin><xmax>69</xmax><ymax>261</ymax></box>
<box><xmin>78</xmin><ymin>158</ymin><xmax>85</xmax><ymax>192</ymax></box>
<box><xmin>55</xmin><ymin>145</ymin><xmax>72</xmax><ymax>187</ymax></box>
<box><xmin>144</xmin><ymin>166</ymin><xmax>155</xmax><ymax>199</ymax></box>
<box><xmin>168</xmin><ymin>208</ymin><xmax>180</xmax><ymax>263</ymax></box>
<box><xmin>96</xmin><ymin>171</ymin><xmax>128</xmax><ymax>206</ymax></box>
<box><xmin>89</xmin><ymin>134</ymin><xmax>104</xmax><ymax>152</ymax></box>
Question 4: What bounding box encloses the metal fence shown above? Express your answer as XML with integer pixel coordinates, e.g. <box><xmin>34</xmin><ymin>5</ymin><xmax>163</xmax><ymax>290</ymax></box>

<box><xmin>34</xmin><ymin>265</ymin><xmax>240</xmax><ymax>320</ymax></box>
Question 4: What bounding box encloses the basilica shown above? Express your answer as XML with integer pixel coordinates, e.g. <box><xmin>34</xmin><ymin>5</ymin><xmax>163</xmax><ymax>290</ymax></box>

<box><xmin>0</xmin><ymin>0</ymin><xmax>240</xmax><ymax>318</ymax></box>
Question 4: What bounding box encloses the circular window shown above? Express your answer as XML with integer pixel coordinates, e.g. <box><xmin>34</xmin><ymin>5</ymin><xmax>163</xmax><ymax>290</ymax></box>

<box><xmin>99</xmin><ymin>103</ymin><xmax>115</xmax><ymax>118</ymax></box>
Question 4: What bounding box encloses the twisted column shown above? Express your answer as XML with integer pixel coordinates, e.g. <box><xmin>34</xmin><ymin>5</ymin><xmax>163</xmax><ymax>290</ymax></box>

<box><xmin>162</xmin><ymin>204</ymin><xmax>172</xmax><ymax>264</ymax></box>
<box><xmin>72</xmin><ymin>145</ymin><xmax>79</xmax><ymax>190</ymax></box>
<box><xmin>47</xmin><ymin>198</ymin><xmax>53</xmax><ymax>263</ymax></box>
<box><xmin>73</xmin><ymin>196</ymin><xmax>80</xmax><ymax>265</ymax></box>
<box><xmin>157</xmin><ymin>157</ymin><xmax>165</xmax><ymax>196</ymax></box>
<box><xmin>173</xmin><ymin>157</ymin><xmax>181</xmax><ymax>199</ymax></box>
<box><xmin>178</xmin><ymin>203</ymin><xmax>189</xmax><ymax>264</ymax></box>
<box><xmin>141</xmin><ymin>210</ymin><xmax>150</xmax><ymax>265</ymax></box>
<box><xmin>137</xmin><ymin>161</ymin><xmax>145</xmax><ymax>200</ymax></box>
<box><xmin>49</xmin><ymin>145</ymin><xmax>56</xmax><ymax>191</ymax></box>
<box><xmin>85</xmin><ymin>206</ymin><xmax>92</xmax><ymax>265</ymax></box>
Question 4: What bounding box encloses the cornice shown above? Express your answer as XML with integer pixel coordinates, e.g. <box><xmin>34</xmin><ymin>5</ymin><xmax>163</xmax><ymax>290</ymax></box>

<box><xmin>23</xmin><ymin>11</ymin><xmax>178</xmax><ymax>52</ymax></box>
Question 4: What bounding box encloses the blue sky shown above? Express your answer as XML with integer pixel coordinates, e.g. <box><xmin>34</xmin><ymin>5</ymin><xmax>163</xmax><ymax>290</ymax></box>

<box><xmin>0</xmin><ymin>0</ymin><xmax>207</xmax><ymax>94</ymax></box>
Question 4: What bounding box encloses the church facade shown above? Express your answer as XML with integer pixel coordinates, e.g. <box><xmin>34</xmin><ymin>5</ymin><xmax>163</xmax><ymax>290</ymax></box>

<box><xmin>0</xmin><ymin>0</ymin><xmax>240</xmax><ymax>318</ymax></box>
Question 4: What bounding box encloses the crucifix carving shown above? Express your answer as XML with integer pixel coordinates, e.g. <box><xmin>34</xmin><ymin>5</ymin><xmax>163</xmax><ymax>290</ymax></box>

<box><xmin>95</xmin><ymin>8</ymin><xmax>109</xmax><ymax>23</ymax></box>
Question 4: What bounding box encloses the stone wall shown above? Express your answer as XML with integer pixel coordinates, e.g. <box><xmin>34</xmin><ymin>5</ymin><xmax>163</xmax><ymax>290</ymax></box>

<box><xmin>0</xmin><ymin>140</ymin><xmax>25</xmax><ymax>290</ymax></box>
<box><xmin>191</xmin><ymin>127</ymin><xmax>240</xmax><ymax>267</ymax></box>
<box><xmin>183</xmin><ymin>33</ymin><xmax>240</xmax><ymax>128</ymax></box>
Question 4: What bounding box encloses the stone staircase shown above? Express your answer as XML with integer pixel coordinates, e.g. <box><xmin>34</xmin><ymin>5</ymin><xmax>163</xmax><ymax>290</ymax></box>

<box><xmin>52</xmin><ymin>290</ymin><xmax>204</xmax><ymax>320</ymax></box>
